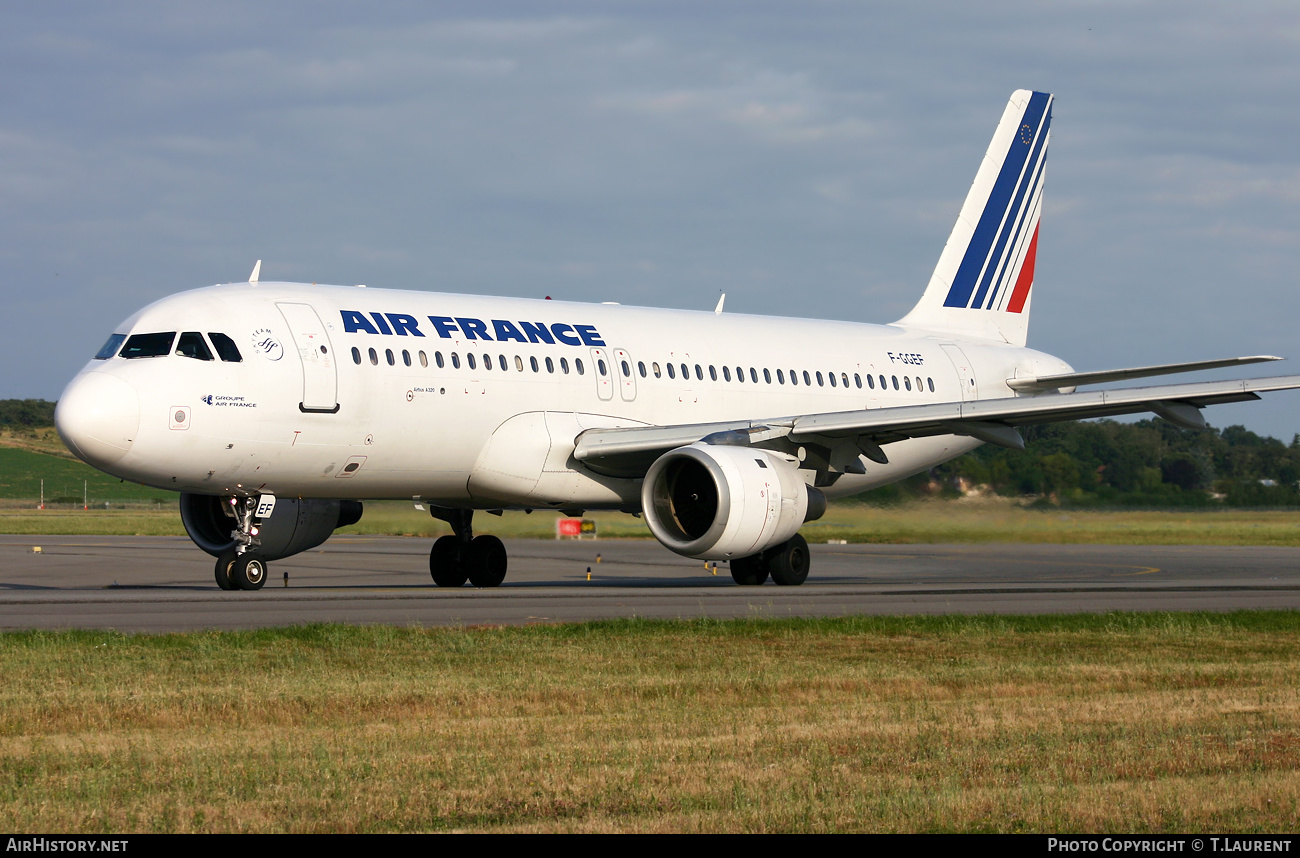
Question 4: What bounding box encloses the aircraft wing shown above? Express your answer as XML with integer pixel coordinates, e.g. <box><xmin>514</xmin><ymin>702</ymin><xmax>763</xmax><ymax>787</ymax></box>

<box><xmin>573</xmin><ymin>374</ymin><xmax>1300</xmax><ymax>476</ymax></box>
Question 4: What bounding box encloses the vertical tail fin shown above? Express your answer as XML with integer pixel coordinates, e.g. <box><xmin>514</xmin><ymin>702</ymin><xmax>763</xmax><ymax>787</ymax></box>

<box><xmin>895</xmin><ymin>90</ymin><xmax>1052</xmax><ymax>347</ymax></box>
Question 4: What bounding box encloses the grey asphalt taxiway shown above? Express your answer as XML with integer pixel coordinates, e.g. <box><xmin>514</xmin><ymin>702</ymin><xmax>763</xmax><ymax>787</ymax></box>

<box><xmin>2</xmin><ymin>534</ymin><xmax>1298</xmax><ymax>631</ymax></box>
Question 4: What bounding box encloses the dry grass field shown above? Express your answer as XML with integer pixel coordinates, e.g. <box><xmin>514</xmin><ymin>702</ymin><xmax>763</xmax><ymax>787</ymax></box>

<box><xmin>0</xmin><ymin>614</ymin><xmax>1297</xmax><ymax>833</ymax></box>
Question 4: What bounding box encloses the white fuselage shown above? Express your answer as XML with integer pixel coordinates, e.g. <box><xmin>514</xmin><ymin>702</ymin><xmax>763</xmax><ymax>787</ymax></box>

<box><xmin>57</xmin><ymin>282</ymin><xmax>1072</xmax><ymax>509</ymax></box>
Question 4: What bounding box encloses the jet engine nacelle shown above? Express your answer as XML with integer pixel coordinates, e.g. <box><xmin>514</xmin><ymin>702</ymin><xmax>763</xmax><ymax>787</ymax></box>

<box><xmin>180</xmin><ymin>493</ymin><xmax>363</xmax><ymax>561</ymax></box>
<box><xmin>641</xmin><ymin>443</ymin><xmax>825</xmax><ymax>561</ymax></box>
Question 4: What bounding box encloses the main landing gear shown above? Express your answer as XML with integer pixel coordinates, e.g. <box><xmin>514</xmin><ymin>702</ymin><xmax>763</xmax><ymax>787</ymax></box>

<box><xmin>729</xmin><ymin>534</ymin><xmax>810</xmax><ymax>587</ymax></box>
<box><xmin>214</xmin><ymin>495</ymin><xmax>269</xmax><ymax>591</ymax></box>
<box><xmin>428</xmin><ymin>507</ymin><xmax>507</xmax><ymax>588</ymax></box>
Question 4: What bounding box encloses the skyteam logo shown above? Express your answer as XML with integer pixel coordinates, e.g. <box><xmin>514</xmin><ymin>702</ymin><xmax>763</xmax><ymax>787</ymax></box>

<box><xmin>250</xmin><ymin>328</ymin><xmax>283</xmax><ymax>361</ymax></box>
<box><xmin>943</xmin><ymin>91</ymin><xmax>1052</xmax><ymax>315</ymax></box>
<box><xmin>340</xmin><ymin>311</ymin><xmax>606</xmax><ymax>347</ymax></box>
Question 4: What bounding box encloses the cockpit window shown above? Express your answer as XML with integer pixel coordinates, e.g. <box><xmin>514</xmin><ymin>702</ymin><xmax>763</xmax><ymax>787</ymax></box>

<box><xmin>94</xmin><ymin>333</ymin><xmax>127</xmax><ymax>360</ymax></box>
<box><xmin>176</xmin><ymin>332</ymin><xmax>214</xmax><ymax>361</ymax></box>
<box><xmin>119</xmin><ymin>332</ymin><xmax>177</xmax><ymax>359</ymax></box>
<box><xmin>208</xmin><ymin>333</ymin><xmax>243</xmax><ymax>362</ymax></box>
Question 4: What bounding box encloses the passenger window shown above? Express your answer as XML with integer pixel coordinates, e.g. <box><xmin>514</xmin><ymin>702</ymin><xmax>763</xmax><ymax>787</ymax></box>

<box><xmin>120</xmin><ymin>332</ymin><xmax>177</xmax><ymax>359</ymax></box>
<box><xmin>695</xmin><ymin>365</ymin><xmax>703</xmax><ymax>381</ymax></box>
<box><xmin>467</xmin><ymin>353</ymin><xmax>476</xmax><ymax>370</ymax></box>
<box><xmin>515</xmin><ymin>356</ymin><xmax>524</xmax><ymax>372</ymax></box>
<box><xmin>451</xmin><ymin>353</ymin><xmax>460</xmax><ymax>369</ymax></box>
<box><xmin>386</xmin><ymin>349</ymin><xmax>396</xmax><ymax>367</ymax></box>
<box><xmin>750</xmin><ymin>368</ymin><xmax>758</xmax><ymax>384</ymax></box>
<box><xmin>667</xmin><ymin>363</ymin><xmax>676</xmax><ymax>379</ymax></box>
<box><xmin>419</xmin><ymin>351</ymin><xmax>428</xmax><ymax>368</ymax></box>
<box><xmin>789</xmin><ymin>370</ymin><xmax>797</xmax><ymax>386</ymax></box>
<box><xmin>369</xmin><ymin>348</ymin><xmax>379</xmax><ymax>366</ymax></box>
<box><xmin>842</xmin><ymin>373</ymin><xmax>850</xmax><ymax>388</ymax></box>
<box><xmin>94</xmin><ymin>333</ymin><xmax>127</xmax><ymax>360</ymax></box>
<box><xmin>928</xmin><ymin>377</ymin><xmax>935</xmax><ymax>392</ymax></box>
<box><xmin>546</xmin><ymin>357</ymin><xmax>555</xmax><ymax>373</ymax></box>
<box><xmin>777</xmin><ymin>369</ymin><xmax>785</xmax><ymax>385</ymax></box>
<box><xmin>560</xmin><ymin>357</ymin><xmax>570</xmax><ymax>374</ymax></box>
<box><xmin>435</xmin><ymin>352</ymin><xmax>445</xmax><ymax>369</ymax></box>
<box><xmin>804</xmin><ymin>371</ymin><xmax>812</xmax><ymax>386</ymax></box>
<box><xmin>817</xmin><ymin>371</ymin><xmax>824</xmax><ymax>387</ymax></box>
<box><xmin>175</xmin><ymin>332</ymin><xmax>213</xmax><ymax>361</ymax></box>
<box><xmin>621</xmin><ymin>360</ymin><xmax>630</xmax><ymax>377</ymax></box>
<box><xmin>867</xmin><ymin>374</ymin><xmax>875</xmax><ymax>390</ymax></box>
<box><xmin>828</xmin><ymin>372</ymin><xmax>836</xmax><ymax>388</ymax></box>
<box><xmin>709</xmin><ymin>366</ymin><xmax>717</xmax><ymax>381</ymax></box>
<box><xmin>853</xmin><ymin>373</ymin><xmax>861</xmax><ymax>389</ymax></box>
<box><xmin>403</xmin><ymin>350</ymin><xmax>412</xmax><ymax>367</ymax></box>
<box><xmin>652</xmin><ymin>362</ymin><xmax>661</xmax><ymax>378</ymax></box>
<box><xmin>208</xmin><ymin>333</ymin><xmax>242</xmax><ymax>362</ymax></box>
<box><xmin>722</xmin><ymin>366</ymin><xmax>731</xmax><ymax>382</ymax></box>
<box><xmin>763</xmin><ymin>368</ymin><xmax>771</xmax><ymax>384</ymax></box>
<box><xmin>637</xmin><ymin>361</ymin><xmax>646</xmax><ymax>378</ymax></box>
<box><xmin>531</xmin><ymin>356</ymin><xmax>539</xmax><ymax>372</ymax></box>
<box><xmin>484</xmin><ymin>354</ymin><xmax>494</xmax><ymax>370</ymax></box>
<box><xmin>904</xmin><ymin>376</ymin><xmax>912</xmax><ymax>391</ymax></box>
<box><xmin>736</xmin><ymin>367</ymin><xmax>744</xmax><ymax>383</ymax></box>
<box><xmin>879</xmin><ymin>374</ymin><xmax>887</xmax><ymax>389</ymax></box>
<box><xmin>352</xmin><ymin>347</ymin><xmax>361</xmax><ymax>365</ymax></box>
<box><xmin>891</xmin><ymin>376</ymin><xmax>899</xmax><ymax>390</ymax></box>
<box><xmin>680</xmin><ymin>363</ymin><xmax>688</xmax><ymax>379</ymax></box>
<box><xmin>575</xmin><ymin>358</ymin><xmax>585</xmax><ymax>375</ymax></box>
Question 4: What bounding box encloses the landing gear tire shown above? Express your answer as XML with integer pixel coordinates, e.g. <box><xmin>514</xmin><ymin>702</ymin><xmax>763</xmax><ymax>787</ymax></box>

<box><xmin>466</xmin><ymin>535</ymin><xmax>507</xmax><ymax>588</ymax></box>
<box><xmin>430</xmin><ymin>535</ymin><xmax>468</xmax><ymax>587</ymax></box>
<box><xmin>214</xmin><ymin>549</ymin><xmax>237</xmax><ymax>591</ymax></box>
<box><xmin>730</xmin><ymin>555</ymin><xmax>768</xmax><ymax>586</ymax></box>
<box><xmin>767</xmin><ymin>534</ymin><xmax>810</xmax><ymax>586</ymax></box>
<box><xmin>230</xmin><ymin>553</ymin><xmax>268</xmax><ymax>590</ymax></box>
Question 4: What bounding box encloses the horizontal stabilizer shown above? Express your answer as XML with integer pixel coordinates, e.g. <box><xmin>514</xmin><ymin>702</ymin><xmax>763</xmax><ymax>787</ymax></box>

<box><xmin>1008</xmin><ymin>356</ymin><xmax>1281</xmax><ymax>392</ymax></box>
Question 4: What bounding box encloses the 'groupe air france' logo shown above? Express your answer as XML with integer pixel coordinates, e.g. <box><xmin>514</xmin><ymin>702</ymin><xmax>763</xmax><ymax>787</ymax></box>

<box><xmin>251</xmin><ymin>328</ymin><xmax>283</xmax><ymax>361</ymax></box>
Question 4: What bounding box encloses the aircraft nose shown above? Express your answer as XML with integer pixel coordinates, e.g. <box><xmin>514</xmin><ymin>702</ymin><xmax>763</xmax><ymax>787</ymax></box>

<box><xmin>55</xmin><ymin>372</ymin><xmax>141</xmax><ymax>467</ymax></box>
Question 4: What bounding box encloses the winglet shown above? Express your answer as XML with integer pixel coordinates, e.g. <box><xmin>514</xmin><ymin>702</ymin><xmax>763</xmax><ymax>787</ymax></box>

<box><xmin>714</xmin><ymin>293</ymin><xmax>725</xmax><ymax>315</ymax></box>
<box><xmin>249</xmin><ymin>260</ymin><xmax>262</xmax><ymax>284</ymax></box>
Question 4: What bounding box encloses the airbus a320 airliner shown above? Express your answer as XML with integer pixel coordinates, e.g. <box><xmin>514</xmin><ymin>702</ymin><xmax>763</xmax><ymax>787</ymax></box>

<box><xmin>54</xmin><ymin>90</ymin><xmax>1300</xmax><ymax>591</ymax></box>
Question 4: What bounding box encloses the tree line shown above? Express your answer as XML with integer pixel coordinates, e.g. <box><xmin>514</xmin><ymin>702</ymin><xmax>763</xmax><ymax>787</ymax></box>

<box><xmin>0</xmin><ymin>399</ymin><xmax>57</xmax><ymax>428</ymax></box>
<box><xmin>870</xmin><ymin>419</ymin><xmax>1300</xmax><ymax>507</ymax></box>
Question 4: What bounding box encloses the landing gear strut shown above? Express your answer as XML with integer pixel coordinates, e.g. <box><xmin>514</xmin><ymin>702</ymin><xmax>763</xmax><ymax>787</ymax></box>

<box><xmin>215</xmin><ymin>495</ymin><xmax>269</xmax><ymax>591</ymax></box>
<box><xmin>730</xmin><ymin>533</ymin><xmax>810</xmax><ymax>586</ymax></box>
<box><xmin>428</xmin><ymin>507</ymin><xmax>508</xmax><ymax>588</ymax></box>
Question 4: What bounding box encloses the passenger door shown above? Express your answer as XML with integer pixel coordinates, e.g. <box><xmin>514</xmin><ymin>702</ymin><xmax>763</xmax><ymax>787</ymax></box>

<box><xmin>277</xmin><ymin>303</ymin><xmax>339</xmax><ymax>413</ymax></box>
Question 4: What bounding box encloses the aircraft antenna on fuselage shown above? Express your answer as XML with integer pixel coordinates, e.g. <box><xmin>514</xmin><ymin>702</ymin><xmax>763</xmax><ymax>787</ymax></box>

<box><xmin>248</xmin><ymin>260</ymin><xmax>261</xmax><ymax>284</ymax></box>
<box><xmin>714</xmin><ymin>293</ymin><xmax>725</xmax><ymax>315</ymax></box>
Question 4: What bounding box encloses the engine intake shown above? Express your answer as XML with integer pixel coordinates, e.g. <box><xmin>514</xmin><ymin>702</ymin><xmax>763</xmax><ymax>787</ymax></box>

<box><xmin>641</xmin><ymin>444</ymin><xmax>823</xmax><ymax>560</ymax></box>
<box><xmin>180</xmin><ymin>493</ymin><xmax>362</xmax><ymax>561</ymax></box>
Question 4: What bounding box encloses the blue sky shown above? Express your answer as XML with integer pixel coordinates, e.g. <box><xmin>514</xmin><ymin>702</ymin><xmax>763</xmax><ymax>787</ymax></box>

<box><xmin>3</xmin><ymin>3</ymin><xmax>1298</xmax><ymax>438</ymax></box>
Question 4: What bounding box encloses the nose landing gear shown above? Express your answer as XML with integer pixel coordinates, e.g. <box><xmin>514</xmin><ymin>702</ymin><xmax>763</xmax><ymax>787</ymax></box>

<box><xmin>428</xmin><ymin>507</ymin><xmax>508</xmax><ymax>588</ymax></box>
<box><xmin>214</xmin><ymin>495</ymin><xmax>270</xmax><ymax>591</ymax></box>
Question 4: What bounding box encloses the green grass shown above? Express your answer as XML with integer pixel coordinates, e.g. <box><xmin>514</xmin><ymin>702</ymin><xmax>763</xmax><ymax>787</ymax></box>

<box><xmin>0</xmin><ymin>446</ymin><xmax>170</xmax><ymax>504</ymax></box>
<box><xmin>4</xmin><ymin>500</ymin><xmax>1300</xmax><ymax>545</ymax></box>
<box><xmin>1</xmin><ymin>613</ymin><xmax>1297</xmax><ymax>832</ymax></box>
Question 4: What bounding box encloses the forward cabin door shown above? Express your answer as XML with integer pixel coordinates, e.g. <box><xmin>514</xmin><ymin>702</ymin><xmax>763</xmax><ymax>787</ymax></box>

<box><xmin>277</xmin><ymin>302</ymin><xmax>340</xmax><ymax>413</ymax></box>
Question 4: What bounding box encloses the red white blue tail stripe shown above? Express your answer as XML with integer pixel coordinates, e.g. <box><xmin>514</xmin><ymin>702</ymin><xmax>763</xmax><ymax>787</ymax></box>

<box><xmin>943</xmin><ymin>91</ymin><xmax>1051</xmax><ymax>312</ymax></box>
<box><xmin>896</xmin><ymin>90</ymin><xmax>1052</xmax><ymax>348</ymax></box>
